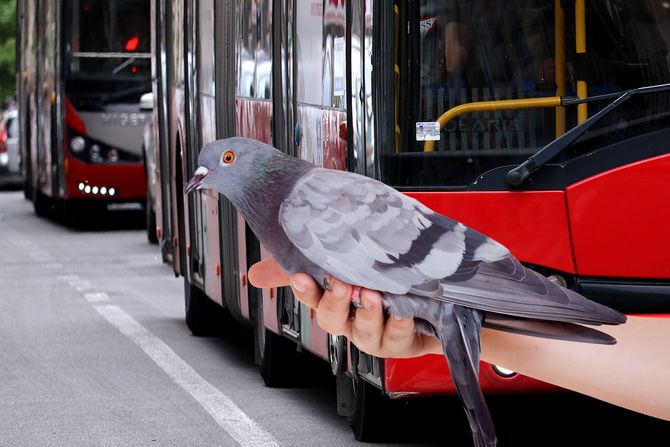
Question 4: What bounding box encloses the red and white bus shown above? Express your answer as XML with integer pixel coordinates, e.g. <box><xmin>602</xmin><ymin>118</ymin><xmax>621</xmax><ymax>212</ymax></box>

<box><xmin>150</xmin><ymin>0</ymin><xmax>670</xmax><ymax>440</ymax></box>
<box><xmin>17</xmin><ymin>0</ymin><xmax>151</xmax><ymax>222</ymax></box>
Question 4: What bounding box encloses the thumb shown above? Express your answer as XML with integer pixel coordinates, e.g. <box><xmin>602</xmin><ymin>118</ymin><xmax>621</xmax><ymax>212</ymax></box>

<box><xmin>248</xmin><ymin>258</ymin><xmax>290</xmax><ymax>288</ymax></box>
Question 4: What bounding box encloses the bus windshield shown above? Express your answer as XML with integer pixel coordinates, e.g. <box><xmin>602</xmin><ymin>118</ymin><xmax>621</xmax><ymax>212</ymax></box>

<box><xmin>64</xmin><ymin>0</ymin><xmax>150</xmax><ymax>107</ymax></box>
<box><xmin>384</xmin><ymin>0</ymin><xmax>670</xmax><ymax>188</ymax></box>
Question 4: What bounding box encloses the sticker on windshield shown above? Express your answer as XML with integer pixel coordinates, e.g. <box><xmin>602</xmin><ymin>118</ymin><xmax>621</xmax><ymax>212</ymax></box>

<box><xmin>416</xmin><ymin>122</ymin><xmax>440</xmax><ymax>141</ymax></box>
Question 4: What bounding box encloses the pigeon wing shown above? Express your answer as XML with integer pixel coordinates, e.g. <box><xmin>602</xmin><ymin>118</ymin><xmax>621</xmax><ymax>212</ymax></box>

<box><xmin>278</xmin><ymin>168</ymin><xmax>507</xmax><ymax>296</ymax></box>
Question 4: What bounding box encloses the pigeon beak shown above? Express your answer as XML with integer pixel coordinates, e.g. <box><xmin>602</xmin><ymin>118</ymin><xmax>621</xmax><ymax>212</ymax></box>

<box><xmin>184</xmin><ymin>166</ymin><xmax>210</xmax><ymax>194</ymax></box>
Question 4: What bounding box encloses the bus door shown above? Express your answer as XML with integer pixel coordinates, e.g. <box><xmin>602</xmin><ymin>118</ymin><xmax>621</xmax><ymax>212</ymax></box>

<box><xmin>184</xmin><ymin>0</ymin><xmax>211</xmax><ymax>304</ymax></box>
<box><xmin>209</xmin><ymin>0</ymin><xmax>274</xmax><ymax>322</ymax></box>
<box><xmin>180</xmin><ymin>0</ymin><xmax>231</xmax><ymax>316</ymax></box>
<box><xmin>36</xmin><ymin>0</ymin><xmax>58</xmax><ymax>197</ymax></box>
<box><xmin>271</xmin><ymin>0</ymin><xmax>349</xmax><ymax>353</ymax></box>
<box><xmin>153</xmin><ymin>0</ymin><xmax>174</xmax><ymax>264</ymax></box>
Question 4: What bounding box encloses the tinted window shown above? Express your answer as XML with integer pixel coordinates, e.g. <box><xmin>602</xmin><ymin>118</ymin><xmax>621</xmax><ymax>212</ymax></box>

<box><xmin>64</xmin><ymin>0</ymin><xmax>151</xmax><ymax>107</ymax></box>
<box><xmin>235</xmin><ymin>0</ymin><xmax>272</xmax><ymax>99</ymax></box>
<box><xmin>7</xmin><ymin>117</ymin><xmax>18</xmax><ymax>139</ymax></box>
<box><xmin>65</xmin><ymin>0</ymin><xmax>151</xmax><ymax>82</ymax></box>
<box><xmin>382</xmin><ymin>0</ymin><xmax>670</xmax><ymax>188</ymax></box>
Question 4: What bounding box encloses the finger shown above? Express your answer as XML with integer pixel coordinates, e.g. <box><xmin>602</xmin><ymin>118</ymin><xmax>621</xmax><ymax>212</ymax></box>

<box><xmin>381</xmin><ymin>315</ymin><xmax>421</xmax><ymax>358</ymax></box>
<box><xmin>350</xmin><ymin>289</ymin><xmax>384</xmax><ymax>355</ymax></box>
<box><xmin>316</xmin><ymin>276</ymin><xmax>353</xmax><ymax>336</ymax></box>
<box><xmin>248</xmin><ymin>258</ymin><xmax>290</xmax><ymax>288</ymax></box>
<box><xmin>289</xmin><ymin>273</ymin><xmax>321</xmax><ymax>310</ymax></box>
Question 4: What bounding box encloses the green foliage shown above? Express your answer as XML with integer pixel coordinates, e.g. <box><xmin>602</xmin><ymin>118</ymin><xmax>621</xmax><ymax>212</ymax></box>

<box><xmin>0</xmin><ymin>0</ymin><xmax>15</xmax><ymax>103</ymax></box>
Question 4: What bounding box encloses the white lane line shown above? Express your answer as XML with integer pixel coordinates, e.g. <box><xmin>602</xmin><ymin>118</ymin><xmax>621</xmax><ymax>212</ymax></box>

<box><xmin>71</xmin><ymin>280</ymin><xmax>93</xmax><ymax>292</ymax></box>
<box><xmin>84</xmin><ymin>292</ymin><xmax>110</xmax><ymax>303</ymax></box>
<box><xmin>94</xmin><ymin>304</ymin><xmax>279</xmax><ymax>447</ymax></box>
<box><xmin>57</xmin><ymin>274</ymin><xmax>80</xmax><ymax>282</ymax></box>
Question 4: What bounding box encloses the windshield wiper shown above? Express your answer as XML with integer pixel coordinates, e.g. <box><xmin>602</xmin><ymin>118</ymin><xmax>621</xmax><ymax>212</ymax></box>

<box><xmin>506</xmin><ymin>82</ymin><xmax>670</xmax><ymax>186</ymax></box>
<box><xmin>100</xmin><ymin>84</ymin><xmax>150</xmax><ymax>104</ymax></box>
<box><xmin>112</xmin><ymin>57</ymin><xmax>136</xmax><ymax>75</ymax></box>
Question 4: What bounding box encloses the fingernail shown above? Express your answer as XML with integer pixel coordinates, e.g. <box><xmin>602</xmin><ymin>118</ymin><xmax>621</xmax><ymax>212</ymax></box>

<box><xmin>291</xmin><ymin>280</ymin><xmax>307</xmax><ymax>293</ymax></box>
<box><xmin>354</xmin><ymin>287</ymin><xmax>367</xmax><ymax>309</ymax></box>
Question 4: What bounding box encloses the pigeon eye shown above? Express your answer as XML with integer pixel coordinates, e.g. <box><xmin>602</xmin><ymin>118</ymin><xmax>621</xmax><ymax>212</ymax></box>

<box><xmin>222</xmin><ymin>151</ymin><xmax>235</xmax><ymax>164</ymax></box>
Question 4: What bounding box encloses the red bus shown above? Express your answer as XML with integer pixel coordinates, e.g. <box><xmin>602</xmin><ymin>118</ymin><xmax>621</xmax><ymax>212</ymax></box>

<box><xmin>150</xmin><ymin>0</ymin><xmax>670</xmax><ymax>440</ymax></box>
<box><xmin>17</xmin><ymin>0</ymin><xmax>151</xmax><ymax>222</ymax></box>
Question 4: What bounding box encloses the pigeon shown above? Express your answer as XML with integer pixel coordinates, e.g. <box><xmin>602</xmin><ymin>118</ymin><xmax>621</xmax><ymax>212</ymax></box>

<box><xmin>185</xmin><ymin>137</ymin><xmax>626</xmax><ymax>447</ymax></box>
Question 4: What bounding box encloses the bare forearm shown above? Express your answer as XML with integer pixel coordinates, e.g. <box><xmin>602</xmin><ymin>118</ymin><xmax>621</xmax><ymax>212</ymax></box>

<box><xmin>249</xmin><ymin>261</ymin><xmax>670</xmax><ymax>421</ymax></box>
<box><xmin>479</xmin><ymin>316</ymin><xmax>670</xmax><ymax>421</ymax></box>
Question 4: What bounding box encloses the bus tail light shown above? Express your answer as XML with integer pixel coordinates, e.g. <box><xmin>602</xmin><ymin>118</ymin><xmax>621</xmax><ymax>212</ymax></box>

<box><xmin>0</xmin><ymin>127</ymin><xmax>6</xmax><ymax>153</ymax></box>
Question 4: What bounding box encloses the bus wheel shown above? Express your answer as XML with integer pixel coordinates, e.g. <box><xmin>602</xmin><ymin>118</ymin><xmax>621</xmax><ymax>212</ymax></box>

<box><xmin>259</xmin><ymin>327</ymin><xmax>299</xmax><ymax>387</ymax></box>
<box><xmin>23</xmin><ymin>178</ymin><xmax>32</xmax><ymax>201</ymax></box>
<box><xmin>146</xmin><ymin>196</ymin><xmax>158</xmax><ymax>244</ymax></box>
<box><xmin>184</xmin><ymin>278</ymin><xmax>228</xmax><ymax>336</ymax></box>
<box><xmin>347</xmin><ymin>348</ymin><xmax>385</xmax><ymax>441</ymax></box>
<box><xmin>32</xmin><ymin>190</ymin><xmax>53</xmax><ymax>218</ymax></box>
<box><xmin>330</xmin><ymin>335</ymin><xmax>356</xmax><ymax>417</ymax></box>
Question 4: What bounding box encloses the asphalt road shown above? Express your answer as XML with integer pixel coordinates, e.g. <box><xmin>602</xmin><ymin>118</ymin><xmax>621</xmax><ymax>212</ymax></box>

<box><xmin>0</xmin><ymin>190</ymin><xmax>668</xmax><ymax>446</ymax></box>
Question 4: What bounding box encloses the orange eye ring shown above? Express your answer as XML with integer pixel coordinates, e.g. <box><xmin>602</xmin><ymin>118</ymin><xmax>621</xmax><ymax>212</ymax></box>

<box><xmin>222</xmin><ymin>150</ymin><xmax>235</xmax><ymax>164</ymax></box>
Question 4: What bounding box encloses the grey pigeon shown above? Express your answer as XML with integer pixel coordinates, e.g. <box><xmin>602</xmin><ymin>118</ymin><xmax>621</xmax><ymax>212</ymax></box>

<box><xmin>186</xmin><ymin>137</ymin><xmax>626</xmax><ymax>447</ymax></box>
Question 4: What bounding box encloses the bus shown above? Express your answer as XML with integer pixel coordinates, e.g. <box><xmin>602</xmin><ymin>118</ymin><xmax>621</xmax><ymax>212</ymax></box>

<box><xmin>16</xmin><ymin>0</ymin><xmax>151</xmax><ymax>222</ymax></box>
<box><xmin>150</xmin><ymin>0</ymin><xmax>670</xmax><ymax>440</ymax></box>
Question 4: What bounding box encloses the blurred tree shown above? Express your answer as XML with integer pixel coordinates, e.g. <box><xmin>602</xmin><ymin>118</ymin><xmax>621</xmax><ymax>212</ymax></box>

<box><xmin>0</xmin><ymin>0</ymin><xmax>15</xmax><ymax>104</ymax></box>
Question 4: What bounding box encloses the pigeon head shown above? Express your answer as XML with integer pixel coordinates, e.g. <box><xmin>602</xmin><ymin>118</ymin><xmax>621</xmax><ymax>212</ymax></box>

<box><xmin>184</xmin><ymin>137</ymin><xmax>285</xmax><ymax>200</ymax></box>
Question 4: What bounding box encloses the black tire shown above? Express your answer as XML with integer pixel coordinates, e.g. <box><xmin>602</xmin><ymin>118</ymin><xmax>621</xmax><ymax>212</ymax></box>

<box><xmin>23</xmin><ymin>178</ymin><xmax>32</xmax><ymax>201</ymax></box>
<box><xmin>347</xmin><ymin>348</ymin><xmax>386</xmax><ymax>442</ymax></box>
<box><xmin>32</xmin><ymin>189</ymin><xmax>53</xmax><ymax>218</ymax></box>
<box><xmin>348</xmin><ymin>378</ymin><xmax>385</xmax><ymax>441</ymax></box>
<box><xmin>258</xmin><ymin>323</ymin><xmax>300</xmax><ymax>387</ymax></box>
<box><xmin>61</xmin><ymin>200</ymin><xmax>83</xmax><ymax>227</ymax></box>
<box><xmin>146</xmin><ymin>196</ymin><xmax>158</xmax><ymax>244</ymax></box>
<box><xmin>184</xmin><ymin>278</ymin><xmax>232</xmax><ymax>336</ymax></box>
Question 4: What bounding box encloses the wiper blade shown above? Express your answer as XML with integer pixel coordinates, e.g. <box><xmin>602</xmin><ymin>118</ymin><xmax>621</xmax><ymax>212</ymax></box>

<box><xmin>506</xmin><ymin>83</ymin><xmax>670</xmax><ymax>186</ymax></box>
<box><xmin>100</xmin><ymin>84</ymin><xmax>150</xmax><ymax>104</ymax></box>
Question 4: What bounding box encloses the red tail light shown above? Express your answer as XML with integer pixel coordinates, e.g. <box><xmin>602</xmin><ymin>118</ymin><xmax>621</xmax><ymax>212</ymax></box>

<box><xmin>0</xmin><ymin>128</ymin><xmax>7</xmax><ymax>153</ymax></box>
<box><xmin>125</xmin><ymin>36</ymin><xmax>139</xmax><ymax>52</ymax></box>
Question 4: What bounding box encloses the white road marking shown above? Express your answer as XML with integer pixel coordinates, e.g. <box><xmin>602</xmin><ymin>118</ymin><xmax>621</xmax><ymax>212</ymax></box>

<box><xmin>57</xmin><ymin>274</ymin><xmax>80</xmax><ymax>282</ymax></box>
<box><xmin>94</xmin><ymin>304</ymin><xmax>280</xmax><ymax>447</ymax></box>
<box><xmin>84</xmin><ymin>292</ymin><xmax>110</xmax><ymax>303</ymax></box>
<box><xmin>71</xmin><ymin>280</ymin><xmax>93</xmax><ymax>292</ymax></box>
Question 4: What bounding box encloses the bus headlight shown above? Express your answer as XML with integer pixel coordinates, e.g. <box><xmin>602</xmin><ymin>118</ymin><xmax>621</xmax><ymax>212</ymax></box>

<box><xmin>90</xmin><ymin>144</ymin><xmax>102</xmax><ymax>162</ymax></box>
<box><xmin>107</xmin><ymin>149</ymin><xmax>119</xmax><ymax>162</ymax></box>
<box><xmin>70</xmin><ymin>136</ymin><xmax>86</xmax><ymax>153</ymax></box>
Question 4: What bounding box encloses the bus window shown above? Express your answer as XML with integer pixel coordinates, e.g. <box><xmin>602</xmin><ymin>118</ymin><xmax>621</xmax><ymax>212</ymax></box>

<box><xmin>197</xmin><ymin>0</ymin><xmax>217</xmax><ymax>148</ymax></box>
<box><xmin>322</xmin><ymin>0</ymin><xmax>347</xmax><ymax>109</ymax></box>
<box><xmin>295</xmin><ymin>0</ymin><xmax>325</xmax><ymax>106</ymax></box>
<box><xmin>65</xmin><ymin>0</ymin><xmax>151</xmax><ymax>108</ymax></box>
<box><xmin>198</xmin><ymin>0</ymin><xmax>216</xmax><ymax>97</ymax></box>
<box><xmin>235</xmin><ymin>0</ymin><xmax>272</xmax><ymax>99</ymax></box>
<box><xmin>382</xmin><ymin>0</ymin><xmax>670</xmax><ymax>189</ymax></box>
<box><xmin>290</xmin><ymin>0</ymin><xmax>347</xmax><ymax>109</ymax></box>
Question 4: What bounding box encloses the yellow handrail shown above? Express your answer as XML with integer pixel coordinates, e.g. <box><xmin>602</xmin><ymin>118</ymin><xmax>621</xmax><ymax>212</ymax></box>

<box><xmin>575</xmin><ymin>0</ymin><xmax>588</xmax><ymax>123</ymax></box>
<box><xmin>555</xmin><ymin>0</ymin><xmax>566</xmax><ymax>136</ymax></box>
<box><xmin>423</xmin><ymin>96</ymin><xmax>562</xmax><ymax>152</ymax></box>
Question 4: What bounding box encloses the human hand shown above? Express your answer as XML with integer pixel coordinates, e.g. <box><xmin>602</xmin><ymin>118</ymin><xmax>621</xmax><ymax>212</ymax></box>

<box><xmin>248</xmin><ymin>258</ymin><xmax>442</xmax><ymax>358</ymax></box>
